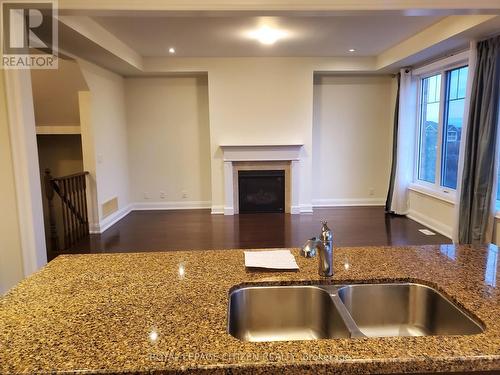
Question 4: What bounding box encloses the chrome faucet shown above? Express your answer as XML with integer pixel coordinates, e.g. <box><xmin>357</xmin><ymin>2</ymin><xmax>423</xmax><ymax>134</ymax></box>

<box><xmin>300</xmin><ymin>221</ymin><xmax>334</xmax><ymax>277</ymax></box>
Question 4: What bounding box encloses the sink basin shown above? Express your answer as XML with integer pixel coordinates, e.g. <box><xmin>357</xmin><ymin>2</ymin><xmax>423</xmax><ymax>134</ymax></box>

<box><xmin>228</xmin><ymin>285</ymin><xmax>351</xmax><ymax>342</ymax></box>
<box><xmin>228</xmin><ymin>282</ymin><xmax>483</xmax><ymax>342</ymax></box>
<box><xmin>337</xmin><ymin>283</ymin><xmax>483</xmax><ymax>337</ymax></box>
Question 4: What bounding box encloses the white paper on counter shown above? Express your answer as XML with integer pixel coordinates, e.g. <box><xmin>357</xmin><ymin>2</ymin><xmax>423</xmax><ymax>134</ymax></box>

<box><xmin>244</xmin><ymin>249</ymin><xmax>299</xmax><ymax>270</ymax></box>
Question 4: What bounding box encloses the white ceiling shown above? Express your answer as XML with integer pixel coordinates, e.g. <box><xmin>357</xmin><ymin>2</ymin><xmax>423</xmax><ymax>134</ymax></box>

<box><xmin>93</xmin><ymin>15</ymin><xmax>442</xmax><ymax>57</ymax></box>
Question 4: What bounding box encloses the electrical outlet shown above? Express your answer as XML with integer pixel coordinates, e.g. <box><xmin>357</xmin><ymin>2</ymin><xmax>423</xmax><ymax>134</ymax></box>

<box><xmin>160</xmin><ymin>191</ymin><xmax>166</xmax><ymax>199</ymax></box>
<box><xmin>182</xmin><ymin>191</ymin><xmax>188</xmax><ymax>199</ymax></box>
<box><xmin>143</xmin><ymin>191</ymin><xmax>150</xmax><ymax>200</ymax></box>
<box><xmin>369</xmin><ymin>188</ymin><xmax>375</xmax><ymax>196</ymax></box>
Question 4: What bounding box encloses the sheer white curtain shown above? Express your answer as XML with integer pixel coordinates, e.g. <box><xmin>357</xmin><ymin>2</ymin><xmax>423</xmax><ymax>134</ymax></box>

<box><xmin>389</xmin><ymin>69</ymin><xmax>418</xmax><ymax>215</ymax></box>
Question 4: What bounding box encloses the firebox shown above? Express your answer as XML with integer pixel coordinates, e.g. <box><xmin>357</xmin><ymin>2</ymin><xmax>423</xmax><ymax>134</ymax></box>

<box><xmin>238</xmin><ymin>170</ymin><xmax>285</xmax><ymax>213</ymax></box>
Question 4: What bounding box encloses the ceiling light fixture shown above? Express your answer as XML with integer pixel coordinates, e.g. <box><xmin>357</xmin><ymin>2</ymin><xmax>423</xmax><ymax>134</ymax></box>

<box><xmin>246</xmin><ymin>26</ymin><xmax>287</xmax><ymax>45</ymax></box>
<box><xmin>348</xmin><ymin>48</ymin><xmax>356</xmax><ymax>52</ymax></box>
<box><xmin>168</xmin><ymin>47</ymin><xmax>176</xmax><ymax>54</ymax></box>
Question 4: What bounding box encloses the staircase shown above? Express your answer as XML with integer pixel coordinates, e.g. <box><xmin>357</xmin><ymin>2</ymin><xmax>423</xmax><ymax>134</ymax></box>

<box><xmin>44</xmin><ymin>169</ymin><xmax>90</xmax><ymax>252</ymax></box>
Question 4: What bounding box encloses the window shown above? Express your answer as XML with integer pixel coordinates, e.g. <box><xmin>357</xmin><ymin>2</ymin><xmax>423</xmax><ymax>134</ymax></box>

<box><xmin>416</xmin><ymin>65</ymin><xmax>468</xmax><ymax>191</ymax></box>
<box><xmin>442</xmin><ymin>66</ymin><xmax>468</xmax><ymax>189</ymax></box>
<box><xmin>418</xmin><ymin>74</ymin><xmax>441</xmax><ymax>183</ymax></box>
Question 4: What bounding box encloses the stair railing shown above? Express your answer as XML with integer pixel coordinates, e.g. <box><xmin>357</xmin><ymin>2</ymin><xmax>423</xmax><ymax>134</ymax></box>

<box><xmin>44</xmin><ymin>169</ymin><xmax>90</xmax><ymax>251</ymax></box>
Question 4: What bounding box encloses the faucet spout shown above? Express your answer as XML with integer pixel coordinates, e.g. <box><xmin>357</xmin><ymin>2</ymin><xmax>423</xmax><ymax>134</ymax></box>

<box><xmin>300</xmin><ymin>221</ymin><xmax>334</xmax><ymax>277</ymax></box>
<box><xmin>309</xmin><ymin>239</ymin><xmax>333</xmax><ymax>277</ymax></box>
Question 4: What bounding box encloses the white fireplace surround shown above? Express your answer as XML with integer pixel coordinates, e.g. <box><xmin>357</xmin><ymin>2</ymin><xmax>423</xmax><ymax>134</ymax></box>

<box><xmin>220</xmin><ymin>144</ymin><xmax>303</xmax><ymax>215</ymax></box>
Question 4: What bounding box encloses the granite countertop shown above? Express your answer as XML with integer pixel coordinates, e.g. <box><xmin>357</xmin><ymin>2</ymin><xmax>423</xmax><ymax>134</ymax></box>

<box><xmin>1</xmin><ymin>245</ymin><xmax>499</xmax><ymax>374</ymax></box>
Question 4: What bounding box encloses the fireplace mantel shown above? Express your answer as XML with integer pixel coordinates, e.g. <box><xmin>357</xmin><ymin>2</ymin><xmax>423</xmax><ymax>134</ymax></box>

<box><xmin>220</xmin><ymin>145</ymin><xmax>303</xmax><ymax>215</ymax></box>
<box><xmin>220</xmin><ymin>144</ymin><xmax>303</xmax><ymax>161</ymax></box>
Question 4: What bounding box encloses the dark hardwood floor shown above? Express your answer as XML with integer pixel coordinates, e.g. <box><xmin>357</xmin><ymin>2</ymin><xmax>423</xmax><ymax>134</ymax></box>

<box><xmin>55</xmin><ymin>207</ymin><xmax>451</xmax><ymax>260</ymax></box>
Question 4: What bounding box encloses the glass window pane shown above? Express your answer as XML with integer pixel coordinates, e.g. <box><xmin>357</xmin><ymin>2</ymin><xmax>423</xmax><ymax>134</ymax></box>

<box><xmin>449</xmin><ymin>69</ymin><xmax>459</xmax><ymax>100</ymax></box>
<box><xmin>418</xmin><ymin>74</ymin><xmax>441</xmax><ymax>183</ymax></box>
<box><xmin>428</xmin><ymin>75</ymin><xmax>436</xmax><ymax>101</ymax></box>
<box><xmin>441</xmin><ymin>66</ymin><xmax>468</xmax><ymax>189</ymax></box>
<box><xmin>457</xmin><ymin>67</ymin><xmax>468</xmax><ymax>98</ymax></box>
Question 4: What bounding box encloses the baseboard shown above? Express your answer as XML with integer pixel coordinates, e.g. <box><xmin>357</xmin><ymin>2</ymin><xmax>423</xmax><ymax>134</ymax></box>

<box><xmin>90</xmin><ymin>201</ymin><xmax>211</xmax><ymax>233</ymax></box>
<box><xmin>223</xmin><ymin>207</ymin><xmax>234</xmax><ymax>215</ymax></box>
<box><xmin>299</xmin><ymin>204</ymin><xmax>313</xmax><ymax>214</ymax></box>
<box><xmin>407</xmin><ymin>209</ymin><xmax>453</xmax><ymax>239</ymax></box>
<box><xmin>312</xmin><ymin>198</ymin><xmax>385</xmax><ymax>207</ymax></box>
<box><xmin>211</xmin><ymin>205</ymin><xmax>224</xmax><ymax>214</ymax></box>
<box><xmin>88</xmin><ymin>223</ymin><xmax>100</xmax><ymax>234</ymax></box>
<box><xmin>94</xmin><ymin>204</ymin><xmax>133</xmax><ymax>234</ymax></box>
<box><xmin>133</xmin><ymin>201</ymin><xmax>211</xmax><ymax>211</ymax></box>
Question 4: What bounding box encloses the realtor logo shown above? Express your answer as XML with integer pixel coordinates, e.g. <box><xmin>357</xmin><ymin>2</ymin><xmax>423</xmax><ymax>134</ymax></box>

<box><xmin>1</xmin><ymin>1</ymin><xmax>58</xmax><ymax>69</ymax></box>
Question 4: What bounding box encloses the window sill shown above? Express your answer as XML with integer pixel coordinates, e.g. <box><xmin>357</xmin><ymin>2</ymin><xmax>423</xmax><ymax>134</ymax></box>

<box><xmin>408</xmin><ymin>183</ymin><xmax>456</xmax><ymax>205</ymax></box>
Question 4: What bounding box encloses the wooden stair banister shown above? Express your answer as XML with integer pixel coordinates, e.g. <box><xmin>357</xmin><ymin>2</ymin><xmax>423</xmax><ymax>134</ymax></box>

<box><xmin>45</xmin><ymin>169</ymin><xmax>90</xmax><ymax>252</ymax></box>
<box><xmin>44</xmin><ymin>169</ymin><xmax>59</xmax><ymax>253</ymax></box>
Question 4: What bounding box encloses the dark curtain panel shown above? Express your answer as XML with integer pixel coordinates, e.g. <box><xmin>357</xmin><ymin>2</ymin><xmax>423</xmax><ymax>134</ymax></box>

<box><xmin>459</xmin><ymin>36</ymin><xmax>500</xmax><ymax>244</ymax></box>
<box><xmin>385</xmin><ymin>72</ymin><xmax>401</xmax><ymax>213</ymax></box>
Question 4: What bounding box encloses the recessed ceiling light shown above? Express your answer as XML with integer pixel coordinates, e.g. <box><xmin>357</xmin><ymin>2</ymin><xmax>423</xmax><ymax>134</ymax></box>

<box><xmin>348</xmin><ymin>48</ymin><xmax>356</xmax><ymax>52</ymax></box>
<box><xmin>246</xmin><ymin>26</ymin><xmax>287</xmax><ymax>45</ymax></box>
<box><xmin>168</xmin><ymin>47</ymin><xmax>176</xmax><ymax>54</ymax></box>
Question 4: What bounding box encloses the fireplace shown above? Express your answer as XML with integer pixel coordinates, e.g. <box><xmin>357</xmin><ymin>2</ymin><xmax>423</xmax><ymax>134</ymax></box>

<box><xmin>238</xmin><ymin>170</ymin><xmax>285</xmax><ymax>213</ymax></box>
<box><xmin>220</xmin><ymin>144</ymin><xmax>303</xmax><ymax>215</ymax></box>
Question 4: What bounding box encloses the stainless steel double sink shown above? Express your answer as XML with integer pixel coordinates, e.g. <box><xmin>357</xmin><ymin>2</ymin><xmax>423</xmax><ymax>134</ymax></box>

<box><xmin>227</xmin><ymin>283</ymin><xmax>484</xmax><ymax>342</ymax></box>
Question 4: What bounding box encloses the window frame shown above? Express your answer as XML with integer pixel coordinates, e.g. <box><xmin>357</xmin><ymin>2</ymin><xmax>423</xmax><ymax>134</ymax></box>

<box><xmin>413</xmin><ymin>55</ymin><xmax>469</xmax><ymax>202</ymax></box>
<box><xmin>415</xmin><ymin>71</ymin><xmax>444</xmax><ymax>187</ymax></box>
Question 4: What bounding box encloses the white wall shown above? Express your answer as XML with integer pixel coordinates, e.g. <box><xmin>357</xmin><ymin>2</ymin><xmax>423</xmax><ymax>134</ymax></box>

<box><xmin>408</xmin><ymin>189</ymin><xmax>500</xmax><ymax>244</ymax></box>
<box><xmin>207</xmin><ymin>58</ymin><xmax>314</xmax><ymax>212</ymax></box>
<box><xmin>0</xmin><ymin>71</ymin><xmax>25</xmax><ymax>294</ymax></box>
<box><xmin>125</xmin><ymin>76</ymin><xmax>211</xmax><ymax>207</ymax></box>
<box><xmin>122</xmin><ymin>58</ymin><xmax>399</xmax><ymax>214</ymax></box>
<box><xmin>31</xmin><ymin>58</ymin><xmax>87</xmax><ymax>126</ymax></box>
<box><xmin>312</xmin><ymin>75</ymin><xmax>396</xmax><ymax>205</ymax></box>
<box><xmin>79</xmin><ymin>60</ymin><xmax>130</xmax><ymax>222</ymax></box>
<box><xmin>76</xmin><ymin>58</ymin><xmax>316</xmax><ymax>221</ymax></box>
<box><xmin>407</xmin><ymin>189</ymin><xmax>454</xmax><ymax>238</ymax></box>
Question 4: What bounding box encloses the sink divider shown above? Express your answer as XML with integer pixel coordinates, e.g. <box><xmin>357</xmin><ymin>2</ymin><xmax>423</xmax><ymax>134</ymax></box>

<box><xmin>320</xmin><ymin>285</ymin><xmax>367</xmax><ymax>338</ymax></box>
<box><xmin>329</xmin><ymin>292</ymin><xmax>366</xmax><ymax>338</ymax></box>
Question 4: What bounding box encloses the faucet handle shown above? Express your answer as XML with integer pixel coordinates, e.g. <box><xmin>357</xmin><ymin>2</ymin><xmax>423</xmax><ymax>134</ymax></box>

<box><xmin>300</xmin><ymin>237</ymin><xmax>318</xmax><ymax>258</ymax></box>
<box><xmin>320</xmin><ymin>220</ymin><xmax>333</xmax><ymax>242</ymax></box>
